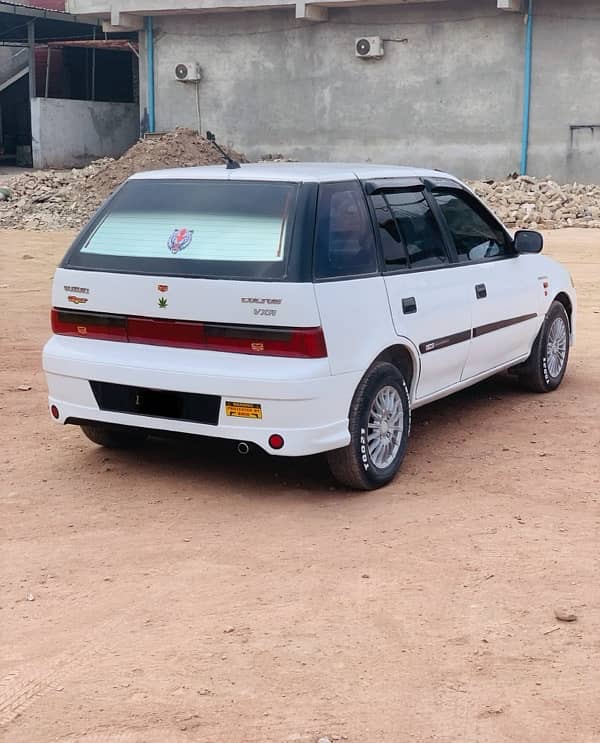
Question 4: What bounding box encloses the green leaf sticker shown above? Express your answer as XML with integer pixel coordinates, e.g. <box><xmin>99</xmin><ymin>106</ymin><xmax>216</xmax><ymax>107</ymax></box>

<box><xmin>158</xmin><ymin>297</ymin><xmax>168</xmax><ymax>308</ymax></box>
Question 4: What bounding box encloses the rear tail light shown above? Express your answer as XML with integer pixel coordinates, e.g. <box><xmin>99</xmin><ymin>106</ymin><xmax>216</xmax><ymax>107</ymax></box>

<box><xmin>202</xmin><ymin>324</ymin><xmax>327</xmax><ymax>358</ymax></box>
<box><xmin>51</xmin><ymin>309</ymin><xmax>327</xmax><ymax>359</ymax></box>
<box><xmin>51</xmin><ymin>309</ymin><xmax>127</xmax><ymax>341</ymax></box>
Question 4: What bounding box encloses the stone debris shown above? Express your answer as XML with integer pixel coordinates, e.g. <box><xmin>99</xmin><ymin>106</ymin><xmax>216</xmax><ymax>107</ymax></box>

<box><xmin>468</xmin><ymin>176</ymin><xmax>600</xmax><ymax>231</ymax></box>
<box><xmin>0</xmin><ymin>128</ymin><xmax>246</xmax><ymax>231</ymax></box>
<box><xmin>554</xmin><ymin>608</ymin><xmax>578</xmax><ymax>622</ymax></box>
<box><xmin>1</xmin><ymin>134</ymin><xmax>600</xmax><ymax>232</ymax></box>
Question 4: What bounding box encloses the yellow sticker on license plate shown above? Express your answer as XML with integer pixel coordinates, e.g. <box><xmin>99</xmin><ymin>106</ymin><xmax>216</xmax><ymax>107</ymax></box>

<box><xmin>225</xmin><ymin>401</ymin><xmax>263</xmax><ymax>419</ymax></box>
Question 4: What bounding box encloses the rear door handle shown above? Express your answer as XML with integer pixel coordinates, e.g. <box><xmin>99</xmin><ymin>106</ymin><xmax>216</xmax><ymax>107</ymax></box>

<box><xmin>475</xmin><ymin>283</ymin><xmax>487</xmax><ymax>299</ymax></box>
<box><xmin>402</xmin><ymin>296</ymin><xmax>417</xmax><ymax>314</ymax></box>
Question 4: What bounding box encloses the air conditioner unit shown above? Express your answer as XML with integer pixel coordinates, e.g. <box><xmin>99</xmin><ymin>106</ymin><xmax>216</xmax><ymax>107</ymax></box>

<box><xmin>174</xmin><ymin>62</ymin><xmax>202</xmax><ymax>82</ymax></box>
<box><xmin>355</xmin><ymin>37</ymin><xmax>384</xmax><ymax>59</ymax></box>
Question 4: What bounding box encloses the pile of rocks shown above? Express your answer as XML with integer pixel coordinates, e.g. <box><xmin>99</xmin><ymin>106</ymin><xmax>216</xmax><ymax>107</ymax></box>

<box><xmin>0</xmin><ymin>166</ymin><xmax>101</xmax><ymax>230</ymax></box>
<box><xmin>0</xmin><ymin>128</ymin><xmax>246</xmax><ymax>230</ymax></box>
<box><xmin>1</xmin><ymin>135</ymin><xmax>600</xmax><ymax>231</ymax></box>
<box><xmin>468</xmin><ymin>175</ymin><xmax>600</xmax><ymax>230</ymax></box>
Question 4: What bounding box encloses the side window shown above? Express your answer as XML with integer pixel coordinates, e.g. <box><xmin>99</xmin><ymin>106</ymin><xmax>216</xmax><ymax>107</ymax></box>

<box><xmin>433</xmin><ymin>190</ymin><xmax>511</xmax><ymax>262</ymax></box>
<box><xmin>380</xmin><ymin>190</ymin><xmax>449</xmax><ymax>270</ymax></box>
<box><xmin>314</xmin><ymin>181</ymin><xmax>378</xmax><ymax>279</ymax></box>
<box><xmin>370</xmin><ymin>194</ymin><xmax>409</xmax><ymax>270</ymax></box>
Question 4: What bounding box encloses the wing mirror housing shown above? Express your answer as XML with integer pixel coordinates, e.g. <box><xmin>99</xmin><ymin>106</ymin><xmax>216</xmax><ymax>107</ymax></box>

<box><xmin>514</xmin><ymin>229</ymin><xmax>543</xmax><ymax>254</ymax></box>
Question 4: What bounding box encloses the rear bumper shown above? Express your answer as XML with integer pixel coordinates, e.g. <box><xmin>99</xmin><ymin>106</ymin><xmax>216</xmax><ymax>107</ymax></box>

<box><xmin>43</xmin><ymin>336</ymin><xmax>358</xmax><ymax>456</ymax></box>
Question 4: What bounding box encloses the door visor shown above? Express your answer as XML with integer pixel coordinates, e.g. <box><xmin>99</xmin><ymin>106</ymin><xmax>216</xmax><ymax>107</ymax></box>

<box><xmin>362</xmin><ymin>178</ymin><xmax>425</xmax><ymax>195</ymax></box>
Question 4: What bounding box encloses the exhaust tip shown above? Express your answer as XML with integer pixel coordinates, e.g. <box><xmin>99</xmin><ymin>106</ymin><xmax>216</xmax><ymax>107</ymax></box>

<box><xmin>237</xmin><ymin>441</ymin><xmax>250</xmax><ymax>455</ymax></box>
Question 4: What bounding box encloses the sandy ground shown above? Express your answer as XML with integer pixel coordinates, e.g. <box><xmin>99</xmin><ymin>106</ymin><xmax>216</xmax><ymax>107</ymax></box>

<box><xmin>1</xmin><ymin>229</ymin><xmax>599</xmax><ymax>743</ymax></box>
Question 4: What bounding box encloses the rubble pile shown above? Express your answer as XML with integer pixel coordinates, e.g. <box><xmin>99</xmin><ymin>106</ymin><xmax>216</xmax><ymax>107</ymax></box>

<box><xmin>1</xmin><ymin>134</ymin><xmax>600</xmax><ymax>231</ymax></box>
<box><xmin>468</xmin><ymin>175</ymin><xmax>600</xmax><ymax>230</ymax></box>
<box><xmin>0</xmin><ymin>129</ymin><xmax>246</xmax><ymax>230</ymax></box>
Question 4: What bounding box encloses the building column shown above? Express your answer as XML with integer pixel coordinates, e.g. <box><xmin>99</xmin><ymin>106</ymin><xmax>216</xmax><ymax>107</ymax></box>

<box><xmin>27</xmin><ymin>20</ymin><xmax>36</xmax><ymax>99</ymax></box>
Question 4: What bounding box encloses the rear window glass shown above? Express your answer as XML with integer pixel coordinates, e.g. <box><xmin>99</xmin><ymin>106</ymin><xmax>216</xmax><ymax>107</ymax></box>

<box><xmin>66</xmin><ymin>179</ymin><xmax>298</xmax><ymax>280</ymax></box>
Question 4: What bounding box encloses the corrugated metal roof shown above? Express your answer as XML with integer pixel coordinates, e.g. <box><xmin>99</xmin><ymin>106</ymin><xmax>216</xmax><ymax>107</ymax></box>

<box><xmin>0</xmin><ymin>0</ymin><xmax>100</xmax><ymax>25</ymax></box>
<box><xmin>0</xmin><ymin>0</ymin><xmax>102</xmax><ymax>45</ymax></box>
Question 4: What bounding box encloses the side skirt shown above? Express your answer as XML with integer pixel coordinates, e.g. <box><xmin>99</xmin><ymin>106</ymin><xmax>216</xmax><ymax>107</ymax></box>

<box><xmin>411</xmin><ymin>354</ymin><xmax>530</xmax><ymax>410</ymax></box>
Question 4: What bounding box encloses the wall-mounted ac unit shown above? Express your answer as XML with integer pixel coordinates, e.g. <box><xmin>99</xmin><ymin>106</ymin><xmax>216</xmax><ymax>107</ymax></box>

<box><xmin>355</xmin><ymin>37</ymin><xmax>384</xmax><ymax>59</ymax></box>
<box><xmin>174</xmin><ymin>62</ymin><xmax>202</xmax><ymax>82</ymax></box>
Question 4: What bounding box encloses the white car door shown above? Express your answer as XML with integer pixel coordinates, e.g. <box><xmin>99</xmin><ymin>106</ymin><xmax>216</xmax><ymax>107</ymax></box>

<box><xmin>431</xmin><ymin>187</ymin><xmax>541</xmax><ymax>380</ymax></box>
<box><xmin>367</xmin><ymin>185</ymin><xmax>472</xmax><ymax>400</ymax></box>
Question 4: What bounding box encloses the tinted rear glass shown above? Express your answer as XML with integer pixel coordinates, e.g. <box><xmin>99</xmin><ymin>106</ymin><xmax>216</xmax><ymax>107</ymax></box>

<box><xmin>64</xmin><ymin>179</ymin><xmax>299</xmax><ymax>280</ymax></box>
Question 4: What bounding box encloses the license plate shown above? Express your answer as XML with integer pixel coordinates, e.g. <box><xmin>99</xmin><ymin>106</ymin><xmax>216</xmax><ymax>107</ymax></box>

<box><xmin>225</xmin><ymin>401</ymin><xmax>262</xmax><ymax>419</ymax></box>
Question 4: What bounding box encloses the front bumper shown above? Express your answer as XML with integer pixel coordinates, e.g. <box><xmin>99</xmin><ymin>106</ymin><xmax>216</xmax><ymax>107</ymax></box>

<box><xmin>43</xmin><ymin>336</ymin><xmax>359</xmax><ymax>457</ymax></box>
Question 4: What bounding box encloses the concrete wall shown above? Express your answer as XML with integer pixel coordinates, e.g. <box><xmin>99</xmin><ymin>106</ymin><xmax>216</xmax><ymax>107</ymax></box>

<box><xmin>527</xmin><ymin>2</ymin><xmax>600</xmax><ymax>183</ymax></box>
<box><xmin>135</xmin><ymin>0</ymin><xmax>600</xmax><ymax>182</ymax></box>
<box><xmin>30</xmin><ymin>97</ymin><xmax>138</xmax><ymax>168</ymax></box>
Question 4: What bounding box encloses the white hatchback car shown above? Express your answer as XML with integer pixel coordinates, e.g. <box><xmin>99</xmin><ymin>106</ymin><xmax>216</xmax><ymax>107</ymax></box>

<box><xmin>43</xmin><ymin>163</ymin><xmax>576</xmax><ymax>489</ymax></box>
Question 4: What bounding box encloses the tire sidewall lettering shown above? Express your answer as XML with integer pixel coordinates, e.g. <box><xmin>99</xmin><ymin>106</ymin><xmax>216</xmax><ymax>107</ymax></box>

<box><xmin>542</xmin><ymin>355</ymin><xmax>551</xmax><ymax>385</ymax></box>
<box><xmin>360</xmin><ymin>428</ymin><xmax>369</xmax><ymax>471</ymax></box>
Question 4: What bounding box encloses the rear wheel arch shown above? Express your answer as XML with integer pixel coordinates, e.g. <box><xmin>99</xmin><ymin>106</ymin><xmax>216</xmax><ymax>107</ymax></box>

<box><xmin>369</xmin><ymin>344</ymin><xmax>418</xmax><ymax>398</ymax></box>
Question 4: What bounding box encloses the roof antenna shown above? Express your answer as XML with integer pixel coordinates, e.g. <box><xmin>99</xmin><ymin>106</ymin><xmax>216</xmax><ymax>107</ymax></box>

<box><xmin>206</xmin><ymin>131</ymin><xmax>241</xmax><ymax>169</ymax></box>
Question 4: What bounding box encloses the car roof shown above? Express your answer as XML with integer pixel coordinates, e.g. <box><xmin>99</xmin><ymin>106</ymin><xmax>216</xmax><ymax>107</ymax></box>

<box><xmin>128</xmin><ymin>162</ymin><xmax>460</xmax><ymax>184</ymax></box>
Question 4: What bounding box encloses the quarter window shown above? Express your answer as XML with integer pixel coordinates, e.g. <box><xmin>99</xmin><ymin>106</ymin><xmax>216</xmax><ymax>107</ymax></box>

<box><xmin>372</xmin><ymin>189</ymin><xmax>448</xmax><ymax>270</ymax></box>
<box><xmin>433</xmin><ymin>190</ymin><xmax>511</xmax><ymax>262</ymax></box>
<box><xmin>314</xmin><ymin>182</ymin><xmax>378</xmax><ymax>279</ymax></box>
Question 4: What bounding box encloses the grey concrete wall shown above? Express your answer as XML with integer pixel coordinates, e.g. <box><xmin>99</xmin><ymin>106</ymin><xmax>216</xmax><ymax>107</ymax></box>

<box><xmin>30</xmin><ymin>97</ymin><xmax>138</xmax><ymax>169</ymax></box>
<box><xmin>527</xmin><ymin>0</ymin><xmax>600</xmax><ymax>183</ymax></box>
<box><xmin>137</xmin><ymin>0</ymin><xmax>600</xmax><ymax>182</ymax></box>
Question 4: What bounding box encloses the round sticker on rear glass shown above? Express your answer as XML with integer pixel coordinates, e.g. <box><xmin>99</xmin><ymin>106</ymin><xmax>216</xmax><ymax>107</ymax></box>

<box><xmin>167</xmin><ymin>228</ymin><xmax>194</xmax><ymax>254</ymax></box>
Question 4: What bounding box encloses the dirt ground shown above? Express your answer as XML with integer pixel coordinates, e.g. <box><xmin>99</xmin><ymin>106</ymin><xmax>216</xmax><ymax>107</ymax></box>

<box><xmin>1</xmin><ymin>228</ymin><xmax>599</xmax><ymax>743</ymax></box>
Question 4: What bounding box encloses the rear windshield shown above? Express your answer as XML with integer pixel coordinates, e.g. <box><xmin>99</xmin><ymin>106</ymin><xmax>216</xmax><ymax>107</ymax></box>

<box><xmin>64</xmin><ymin>179</ymin><xmax>299</xmax><ymax>280</ymax></box>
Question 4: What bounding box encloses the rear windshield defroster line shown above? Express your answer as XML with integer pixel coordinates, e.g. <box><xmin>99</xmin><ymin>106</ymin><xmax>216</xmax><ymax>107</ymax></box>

<box><xmin>62</xmin><ymin>179</ymin><xmax>300</xmax><ymax>281</ymax></box>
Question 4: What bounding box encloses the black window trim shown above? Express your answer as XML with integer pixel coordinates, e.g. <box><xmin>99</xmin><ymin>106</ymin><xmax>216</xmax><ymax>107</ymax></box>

<box><xmin>427</xmin><ymin>181</ymin><xmax>517</xmax><ymax>265</ymax></box>
<box><xmin>362</xmin><ymin>177</ymin><xmax>520</xmax><ymax>277</ymax></box>
<box><xmin>312</xmin><ymin>179</ymin><xmax>382</xmax><ymax>283</ymax></box>
<box><xmin>361</xmin><ymin>178</ymin><xmax>456</xmax><ymax>276</ymax></box>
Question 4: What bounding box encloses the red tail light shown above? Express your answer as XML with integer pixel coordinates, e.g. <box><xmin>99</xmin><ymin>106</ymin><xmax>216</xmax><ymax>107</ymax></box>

<box><xmin>202</xmin><ymin>324</ymin><xmax>328</xmax><ymax>358</ymax></box>
<box><xmin>51</xmin><ymin>309</ymin><xmax>127</xmax><ymax>341</ymax></box>
<box><xmin>51</xmin><ymin>309</ymin><xmax>327</xmax><ymax>359</ymax></box>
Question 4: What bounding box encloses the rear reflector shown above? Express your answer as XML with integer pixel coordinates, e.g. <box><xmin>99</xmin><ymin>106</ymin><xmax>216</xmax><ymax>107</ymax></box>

<box><xmin>268</xmin><ymin>434</ymin><xmax>285</xmax><ymax>450</ymax></box>
<box><xmin>51</xmin><ymin>309</ymin><xmax>327</xmax><ymax>359</ymax></box>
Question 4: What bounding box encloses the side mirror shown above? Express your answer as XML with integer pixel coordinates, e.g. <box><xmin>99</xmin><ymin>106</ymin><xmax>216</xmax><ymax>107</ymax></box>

<box><xmin>514</xmin><ymin>229</ymin><xmax>543</xmax><ymax>254</ymax></box>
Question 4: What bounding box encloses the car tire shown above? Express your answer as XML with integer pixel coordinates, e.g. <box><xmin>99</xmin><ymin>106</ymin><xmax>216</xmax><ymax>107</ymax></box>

<box><xmin>80</xmin><ymin>423</ymin><xmax>148</xmax><ymax>449</ymax></box>
<box><xmin>518</xmin><ymin>301</ymin><xmax>570</xmax><ymax>393</ymax></box>
<box><xmin>327</xmin><ymin>362</ymin><xmax>411</xmax><ymax>491</ymax></box>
